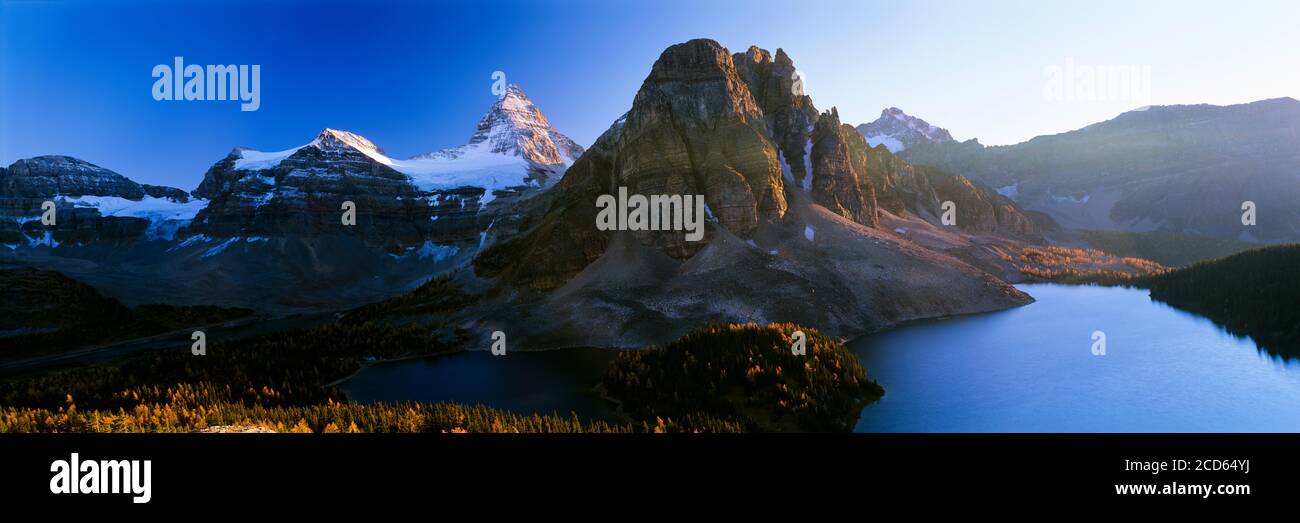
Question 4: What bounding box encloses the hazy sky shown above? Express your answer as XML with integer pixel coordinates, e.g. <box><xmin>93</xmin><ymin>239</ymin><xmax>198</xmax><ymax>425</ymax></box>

<box><xmin>3</xmin><ymin>0</ymin><xmax>1297</xmax><ymax>189</ymax></box>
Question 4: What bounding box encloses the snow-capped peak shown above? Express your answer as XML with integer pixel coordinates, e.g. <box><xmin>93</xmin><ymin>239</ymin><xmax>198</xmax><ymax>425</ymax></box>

<box><xmin>315</xmin><ymin>128</ymin><xmax>385</xmax><ymax>157</ymax></box>
<box><xmin>412</xmin><ymin>84</ymin><xmax>584</xmax><ymax>166</ymax></box>
<box><xmin>219</xmin><ymin>87</ymin><xmax>584</xmax><ymax>199</ymax></box>
<box><xmin>855</xmin><ymin>107</ymin><xmax>955</xmax><ymax>152</ymax></box>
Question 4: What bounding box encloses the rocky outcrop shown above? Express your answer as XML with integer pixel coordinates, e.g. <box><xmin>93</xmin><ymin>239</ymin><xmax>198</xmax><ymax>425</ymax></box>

<box><xmin>478</xmin><ymin>39</ymin><xmax>791</xmax><ymax>289</ymax></box>
<box><xmin>931</xmin><ymin>172</ymin><xmax>1041</xmax><ymax>237</ymax></box>
<box><xmin>732</xmin><ymin>46</ymin><xmax>818</xmax><ymax>190</ymax></box>
<box><xmin>808</xmin><ymin>108</ymin><xmax>878</xmax><ymax>227</ymax></box>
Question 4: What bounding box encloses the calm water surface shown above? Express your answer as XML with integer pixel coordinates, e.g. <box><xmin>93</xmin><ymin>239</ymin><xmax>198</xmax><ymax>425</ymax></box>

<box><xmin>851</xmin><ymin>284</ymin><xmax>1300</xmax><ymax>432</ymax></box>
<box><xmin>344</xmin><ymin>284</ymin><xmax>1300</xmax><ymax>432</ymax></box>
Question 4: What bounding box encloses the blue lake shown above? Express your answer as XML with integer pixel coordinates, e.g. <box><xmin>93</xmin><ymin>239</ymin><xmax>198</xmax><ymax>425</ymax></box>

<box><xmin>851</xmin><ymin>284</ymin><xmax>1300</xmax><ymax>432</ymax></box>
<box><xmin>344</xmin><ymin>284</ymin><xmax>1300</xmax><ymax>432</ymax></box>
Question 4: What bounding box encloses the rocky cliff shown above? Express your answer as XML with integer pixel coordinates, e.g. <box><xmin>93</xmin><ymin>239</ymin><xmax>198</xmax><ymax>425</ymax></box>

<box><xmin>468</xmin><ymin>39</ymin><xmax>1033</xmax><ymax>348</ymax></box>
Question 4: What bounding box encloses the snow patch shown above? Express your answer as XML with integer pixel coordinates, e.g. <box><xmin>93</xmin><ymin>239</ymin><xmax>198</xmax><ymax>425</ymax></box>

<box><xmin>234</xmin><ymin>143</ymin><xmax>312</xmax><ymax>171</ymax></box>
<box><xmin>202</xmin><ymin>237</ymin><xmax>241</xmax><ymax>258</ymax></box>
<box><xmin>62</xmin><ymin>195</ymin><xmax>206</xmax><ymax>240</ymax></box>
<box><xmin>28</xmin><ymin>231</ymin><xmax>59</xmax><ymax>248</ymax></box>
<box><xmin>996</xmin><ymin>184</ymin><xmax>1019</xmax><ymax>200</ymax></box>
<box><xmin>865</xmin><ymin>134</ymin><xmax>905</xmax><ymax>153</ymax></box>
<box><xmin>414</xmin><ymin>241</ymin><xmax>459</xmax><ymax>262</ymax></box>
<box><xmin>801</xmin><ymin>139</ymin><xmax>814</xmax><ymax>192</ymax></box>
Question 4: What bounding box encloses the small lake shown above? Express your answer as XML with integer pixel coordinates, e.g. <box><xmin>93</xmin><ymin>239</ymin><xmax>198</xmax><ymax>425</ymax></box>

<box><xmin>342</xmin><ymin>284</ymin><xmax>1300</xmax><ymax>432</ymax></box>
<box><xmin>343</xmin><ymin>347</ymin><xmax>620</xmax><ymax>422</ymax></box>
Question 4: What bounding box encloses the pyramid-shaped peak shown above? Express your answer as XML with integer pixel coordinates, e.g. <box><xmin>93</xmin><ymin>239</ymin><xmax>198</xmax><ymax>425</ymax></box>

<box><xmin>409</xmin><ymin>85</ymin><xmax>584</xmax><ymax>166</ymax></box>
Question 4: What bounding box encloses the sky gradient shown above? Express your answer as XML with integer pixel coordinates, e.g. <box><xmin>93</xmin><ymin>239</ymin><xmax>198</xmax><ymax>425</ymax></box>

<box><xmin>3</xmin><ymin>0</ymin><xmax>1298</xmax><ymax>189</ymax></box>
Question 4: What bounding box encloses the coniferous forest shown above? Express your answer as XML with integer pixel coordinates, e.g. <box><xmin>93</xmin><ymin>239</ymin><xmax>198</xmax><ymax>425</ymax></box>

<box><xmin>1142</xmin><ymin>245</ymin><xmax>1300</xmax><ymax>355</ymax></box>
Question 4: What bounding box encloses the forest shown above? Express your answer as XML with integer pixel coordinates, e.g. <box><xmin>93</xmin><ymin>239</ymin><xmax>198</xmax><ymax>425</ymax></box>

<box><xmin>1141</xmin><ymin>244</ymin><xmax>1300</xmax><ymax>354</ymax></box>
<box><xmin>602</xmin><ymin>323</ymin><xmax>884</xmax><ymax>432</ymax></box>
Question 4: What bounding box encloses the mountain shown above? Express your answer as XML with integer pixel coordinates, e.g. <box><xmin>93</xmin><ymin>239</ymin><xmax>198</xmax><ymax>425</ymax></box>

<box><xmin>411</xmin><ymin>84</ymin><xmax>584</xmax><ymax>172</ymax></box>
<box><xmin>190</xmin><ymin>84</ymin><xmax>583</xmax><ymax>250</ymax></box>
<box><xmin>470</xmin><ymin>39</ymin><xmax>1034</xmax><ymax>348</ymax></box>
<box><xmin>1</xmin><ymin>155</ymin><xmax>202</xmax><ymax>249</ymax></box>
<box><xmin>901</xmin><ymin>98</ymin><xmax>1300</xmax><ymax>243</ymax></box>
<box><xmin>856</xmin><ymin>108</ymin><xmax>955</xmax><ymax>152</ymax></box>
<box><xmin>1</xmin><ymin>85</ymin><xmax>582</xmax><ymax>312</ymax></box>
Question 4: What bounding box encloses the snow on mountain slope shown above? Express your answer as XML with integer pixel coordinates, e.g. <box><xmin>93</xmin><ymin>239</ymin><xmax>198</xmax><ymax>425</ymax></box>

<box><xmin>226</xmin><ymin>84</ymin><xmax>583</xmax><ymax>198</ymax></box>
<box><xmin>61</xmin><ymin>194</ymin><xmax>207</xmax><ymax>240</ymax></box>
<box><xmin>856</xmin><ymin>107</ymin><xmax>955</xmax><ymax>152</ymax></box>
<box><xmin>233</xmin><ymin>144</ymin><xmax>313</xmax><ymax>171</ymax></box>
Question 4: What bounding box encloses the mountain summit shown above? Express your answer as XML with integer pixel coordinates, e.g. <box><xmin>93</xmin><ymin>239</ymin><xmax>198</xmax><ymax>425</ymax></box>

<box><xmin>856</xmin><ymin>107</ymin><xmax>955</xmax><ymax>152</ymax></box>
<box><xmin>413</xmin><ymin>84</ymin><xmax>584</xmax><ymax>166</ymax></box>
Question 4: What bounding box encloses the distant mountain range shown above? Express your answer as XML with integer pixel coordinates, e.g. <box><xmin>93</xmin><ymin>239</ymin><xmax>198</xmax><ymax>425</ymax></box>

<box><xmin>900</xmin><ymin>98</ymin><xmax>1300</xmax><ymax>243</ymax></box>
<box><xmin>0</xmin><ymin>85</ymin><xmax>582</xmax><ymax>311</ymax></box>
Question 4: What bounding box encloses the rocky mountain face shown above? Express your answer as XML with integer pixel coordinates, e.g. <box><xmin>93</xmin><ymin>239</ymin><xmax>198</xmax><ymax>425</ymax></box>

<box><xmin>901</xmin><ymin>98</ymin><xmax>1300</xmax><ymax>242</ymax></box>
<box><xmin>478</xmin><ymin>39</ymin><xmax>1041</xmax><ymax>293</ymax></box>
<box><xmin>930</xmin><ymin>173</ymin><xmax>1041</xmax><ymax>237</ymax></box>
<box><xmin>808</xmin><ymin>108</ymin><xmax>879</xmax><ymax>227</ymax></box>
<box><xmin>732</xmin><ymin>46</ymin><xmax>818</xmax><ymax>190</ymax></box>
<box><xmin>477</xmin><ymin>40</ymin><xmax>792</xmax><ymax>289</ymax></box>
<box><xmin>856</xmin><ymin>108</ymin><xmax>955</xmax><ymax>152</ymax></box>
<box><xmin>1</xmin><ymin>156</ymin><xmax>199</xmax><ymax>249</ymax></box>
<box><xmin>189</xmin><ymin>129</ymin><xmax>437</xmax><ymax>250</ymax></box>
<box><xmin>470</xmin><ymin>39</ymin><xmax>1034</xmax><ymax>348</ymax></box>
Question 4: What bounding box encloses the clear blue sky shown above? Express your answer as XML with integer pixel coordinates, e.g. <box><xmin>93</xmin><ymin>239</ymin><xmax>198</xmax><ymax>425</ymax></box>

<box><xmin>3</xmin><ymin>0</ymin><xmax>1297</xmax><ymax>189</ymax></box>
